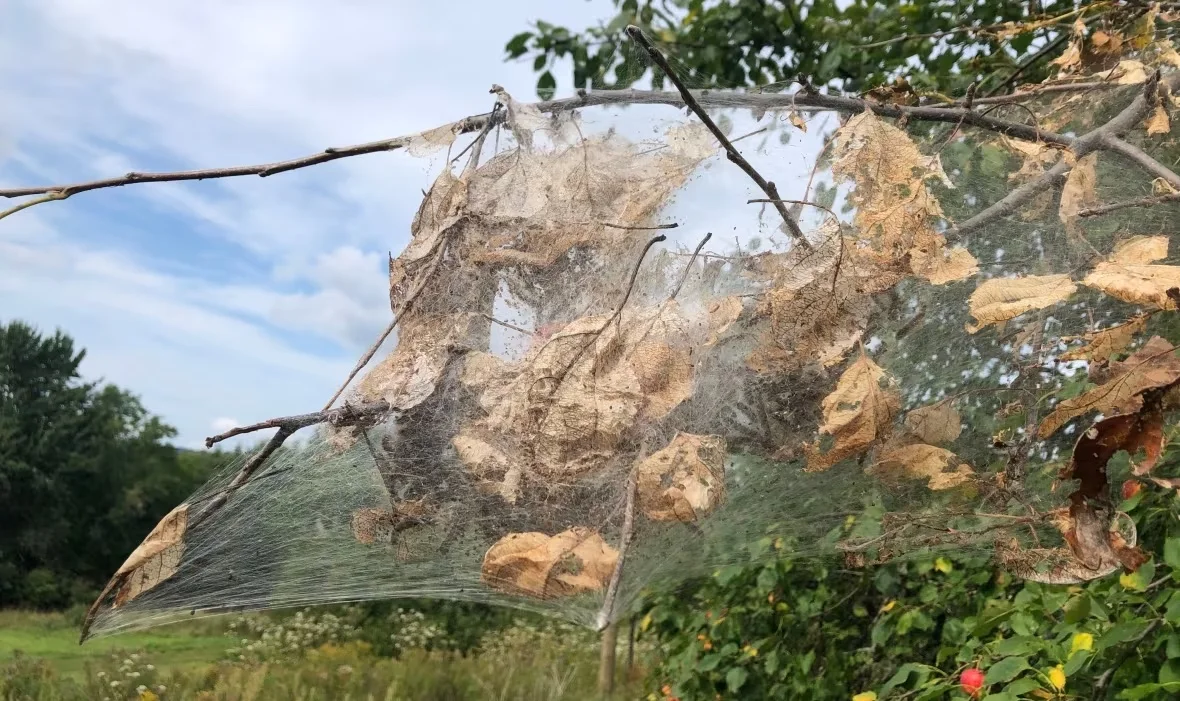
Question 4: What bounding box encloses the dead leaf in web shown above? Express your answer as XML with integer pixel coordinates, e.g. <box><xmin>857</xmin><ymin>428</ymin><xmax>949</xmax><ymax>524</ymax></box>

<box><xmin>452</xmin><ymin>431</ymin><xmax>524</xmax><ymax>504</ymax></box>
<box><xmin>1082</xmin><ymin>236</ymin><xmax>1180</xmax><ymax>309</ymax></box>
<box><xmin>705</xmin><ymin>296</ymin><xmax>743</xmax><ymax>345</ymax></box>
<box><xmin>787</xmin><ymin>111</ymin><xmax>807</xmax><ymax>132</ymax></box>
<box><xmin>636</xmin><ymin>433</ymin><xmax>727</xmax><ymax>522</ymax></box>
<box><xmin>870</xmin><ymin>444</ymin><xmax>973</xmax><ymax>490</ymax></box>
<box><xmin>908</xmin><ymin>240</ymin><xmax>979</xmax><ymax>285</ymax></box>
<box><xmin>1060</xmin><ymin>315</ymin><xmax>1148</xmax><ymax>363</ymax></box>
<box><xmin>406</xmin><ymin>123</ymin><xmax>458</xmax><ymax>157</ymax></box>
<box><xmin>356</xmin><ymin>314</ymin><xmax>478</xmax><ymax>412</ymax></box>
<box><xmin>1039</xmin><ymin>336</ymin><xmax>1180</xmax><ymax>437</ymax></box>
<box><xmin>630</xmin><ymin>342</ymin><xmax>694</xmax><ymax>420</ymax></box>
<box><xmin>805</xmin><ymin>351</ymin><xmax>900</xmax><ymax>472</ymax></box>
<box><xmin>1147</xmin><ymin>104</ymin><xmax>1172</xmax><ymax>135</ymax></box>
<box><xmin>112</xmin><ymin>504</ymin><xmax>188</xmax><ymax>607</ymax></box>
<box><xmin>903</xmin><ymin>399</ymin><xmax>962</xmax><ymax>445</ymax></box>
<box><xmin>1059</xmin><ymin>152</ymin><xmax>1098</xmax><ymax>237</ymax></box>
<box><xmin>1095</xmin><ymin>60</ymin><xmax>1150</xmax><ymax>85</ymax></box>
<box><xmin>480</xmin><ymin>527</ymin><xmax>619</xmax><ymax>599</ymax></box>
<box><xmin>966</xmin><ymin>275</ymin><xmax>1077</xmax><ymax>333</ymax></box>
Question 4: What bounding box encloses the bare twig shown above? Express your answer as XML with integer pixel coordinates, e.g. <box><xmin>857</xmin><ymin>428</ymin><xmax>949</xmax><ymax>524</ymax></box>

<box><xmin>625</xmin><ymin>25</ymin><xmax>810</xmax><ymax>247</ymax></box>
<box><xmin>203</xmin><ymin>400</ymin><xmax>391</xmax><ymax>448</ymax></box>
<box><xmin>0</xmin><ymin>192</ymin><xmax>65</xmax><ymax>223</ymax></box>
<box><xmin>596</xmin><ymin>467</ymin><xmax>638</xmax><ymax>631</ymax></box>
<box><xmin>669</xmin><ymin>232</ymin><xmax>713</xmax><ymax>300</ymax></box>
<box><xmin>1079</xmin><ymin>190</ymin><xmax>1180</xmax><ymax>217</ymax></box>
<box><xmin>952</xmin><ymin>69</ymin><xmax>1177</xmax><ymax>239</ymax></box>
<box><xmin>0</xmin><ymin>87</ymin><xmax>1079</xmax><ymax>221</ymax></box>
<box><xmin>1103</xmin><ymin>136</ymin><xmax>1180</xmax><ymax>191</ymax></box>
<box><xmin>601</xmin><ymin>221</ymin><xmax>679</xmax><ymax>231</ymax></box>
<box><xmin>747</xmin><ymin>197</ymin><xmax>840</xmax><ymax>221</ymax></box>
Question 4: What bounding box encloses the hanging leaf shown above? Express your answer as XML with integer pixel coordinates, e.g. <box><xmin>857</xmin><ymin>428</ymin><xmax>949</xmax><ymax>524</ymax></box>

<box><xmin>1059</xmin><ymin>152</ymin><xmax>1099</xmax><ymax>236</ymax></box>
<box><xmin>787</xmin><ymin>110</ymin><xmax>807</xmax><ymax>132</ymax></box>
<box><xmin>1147</xmin><ymin>104</ymin><xmax>1172</xmax><ymax>135</ymax></box>
<box><xmin>903</xmin><ymin>399</ymin><xmax>962</xmax><ymax>445</ymax></box>
<box><xmin>1082</xmin><ymin>236</ymin><xmax>1180</xmax><ymax>310</ymax></box>
<box><xmin>966</xmin><ymin>275</ymin><xmax>1077</xmax><ymax>333</ymax></box>
<box><xmin>870</xmin><ymin>444</ymin><xmax>973</xmax><ymax>490</ymax></box>
<box><xmin>806</xmin><ymin>351</ymin><xmax>900</xmax><ymax>472</ymax></box>
<box><xmin>1039</xmin><ymin>336</ymin><xmax>1180</xmax><ymax>437</ymax></box>
<box><xmin>636</xmin><ymin>433</ymin><xmax>727</xmax><ymax>522</ymax></box>
<box><xmin>480</xmin><ymin>528</ymin><xmax>619</xmax><ymax>599</ymax></box>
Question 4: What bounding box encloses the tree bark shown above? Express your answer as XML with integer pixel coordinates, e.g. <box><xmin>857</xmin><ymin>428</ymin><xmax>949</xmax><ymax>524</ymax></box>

<box><xmin>598</xmin><ymin>621</ymin><xmax>618</xmax><ymax>696</ymax></box>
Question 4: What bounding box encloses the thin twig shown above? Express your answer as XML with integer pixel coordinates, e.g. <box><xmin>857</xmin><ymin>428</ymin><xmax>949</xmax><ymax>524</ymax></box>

<box><xmin>747</xmin><ymin>198</ymin><xmax>840</xmax><ymax>221</ymax></box>
<box><xmin>669</xmin><ymin>232</ymin><xmax>712</xmax><ymax>300</ymax></box>
<box><xmin>1103</xmin><ymin>136</ymin><xmax>1180</xmax><ymax>191</ymax></box>
<box><xmin>596</xmin><ymin>467</ymin><xmax>638</xmax><ymax>631</ymax></box>
<box><xmin>952</xmin><ymin>69</ymin><xmax>1176</xmax><ymax>240</ymax></box>
<box><xmin>0</xmin><ymin>192</ymin><xmax>65</xmax><ymax>223</ymax></box>
<box><xmin>601</xmin><ymin>221</ymin><xmax>679</xmax><ymax>231</ymax></box>
<box><xmin>0</xmin><ymin>87</ymin><xmax>1080</xmax><ymax>221</ymax></box>
<box><xmin>203</xmin><ymin>400</ymin><xmax>391</xmax><ymax>448</ymax></box>
<box><xmin>482</xmin><ymin>313</ymin><xmax>532</xmax><ymax>335</ymax></box>
<box><xmin>1079</xmin><ymin>190</ymin><xmax>1180</xmax><ymax>217</ymax></box>
<box><xmin>625</xmin><ymin>25</ymin><xmax>810</xmax><ymax>247</ymax></box>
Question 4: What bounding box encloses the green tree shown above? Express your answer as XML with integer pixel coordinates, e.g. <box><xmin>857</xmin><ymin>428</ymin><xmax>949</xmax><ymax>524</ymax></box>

<box><xmin>0</xmin><ymin>320</ymin><xmax>225</xmax><ymax>608</ymax></box>
<box><xmin>508</xmin><ymin>0</ymin><xmax>1147</xmax><ymax>98</ymax></box>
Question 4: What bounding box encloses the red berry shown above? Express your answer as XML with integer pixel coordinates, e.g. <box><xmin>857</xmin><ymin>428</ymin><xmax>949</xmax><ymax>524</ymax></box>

<box><xmin>1122</xmin><ymin>479</ymin><xmax>1143</xmax><ymax>500</ymax></box>
<box><xmin>960</xmin><ymin>668</ymin><xmax>985</xmax><ymax>697</ymax></box>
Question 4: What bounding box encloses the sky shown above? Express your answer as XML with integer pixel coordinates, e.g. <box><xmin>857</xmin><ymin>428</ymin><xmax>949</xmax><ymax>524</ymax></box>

<box><xmin>0</xmin><ymin>0</ymin><xmax>829</xmax><ymax>450</ymax></box>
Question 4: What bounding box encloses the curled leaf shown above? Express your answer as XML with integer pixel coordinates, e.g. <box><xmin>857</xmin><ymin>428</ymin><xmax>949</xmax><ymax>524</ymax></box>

<box><xmin>903</xmin><ymin>399</ymin><xmax>962</xmax><ymax>445</ymax></box>
<box><xmin>1082</xmin><ymin>236</ymin><xmax>1180</xmax><ymax>309</ymax></box>
<box><xmin>480</xmin><ymin>528</ymin><xmax>618</xmax><ymax>599</ymax></box>
<box><xmin>1060</xmin><ymin>315</ymin><xmax>1147</xmax><ymax>363</ymax></box>
<box><xmin>637</xmin><ymin>433</ymin><xmax>727</xmax><ymax>522</ymax></box>
<box><xmin>113</xmin><ymin>504</ymin><xmax>189</xmax><ymax>607</ymax></box>
<box><xmin>806</xmin><ymin>351</ymin><xmax>900</xmax><ymax>472</ymax></box>
<box><xmin>870</xmin><ymin>444</ymin><xmax>973</xmax><ymax>490</ymax></box>
<box><xmin>966</xmin><ymin>275</ymin><xmax>1077</xmax><ymax>333</ymax></box>
<box><xmin>1147</xmin><ymin>104</ymin><xmax>1172</xmax><ymax>135</ymax></box>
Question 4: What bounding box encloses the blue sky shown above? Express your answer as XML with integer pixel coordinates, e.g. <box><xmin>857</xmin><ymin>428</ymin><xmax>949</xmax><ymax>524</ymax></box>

<box><xmin>0</xmin><ymin>0</ymin><xmax>832</xmax><ymax>450</ymax></box>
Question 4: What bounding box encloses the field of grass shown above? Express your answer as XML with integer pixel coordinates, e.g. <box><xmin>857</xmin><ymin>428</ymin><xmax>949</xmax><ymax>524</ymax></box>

<box><xmin>0</xmin><ymin>608</ymin><xmax>650</xmax><ymax>700</ymax></box>
<box><xmin>0</xmin><ymin>610</ymin><xmax>231</xmax><ymax>677</ymax></box>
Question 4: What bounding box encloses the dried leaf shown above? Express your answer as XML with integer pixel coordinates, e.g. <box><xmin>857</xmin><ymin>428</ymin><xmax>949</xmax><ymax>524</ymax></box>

<box><xmin>966</xmin><ymin>275</ymin><xmax>1077</xmax><ymax>333</ymax></box>
<box><xmin>870</xmin><ymin>444</ymin><xmax>973</xmax><ymax>490</ymax></box>
<box><xmin>1147</xmin><ymin>104</ymin><xmax>1172</xmax><ymax>135</ymax></box>
<box><xmin>1059</xmin><ymin>152</ymin><xmax>1098</xmax><ymax>236</ymax></box>
<box><xmin>480</xmin><ymin>528</ymin><xmax>618</xmax><ymax>599</ymax></box>
<box><xmin>1060</xmin><ymin>315</ymin><xmax>1148</xmax><ymax>363</ymax></box>
<box><xmin>1095</xmin><ymin>60</ymin><xmax>1150</xmax><ymax>85</ymax></box>
<box><xmin>904</xmin><ymin>400</ymin><xmax>962</xmax><ymax>445</ymax></box>
<box><xmin>406</xmin><ymin>123</ymin><xmax>458</xmax><ymax>157</ymax></box>
<box><xmin>356</xmin><ymin>314</ymin><xmax>478</xmax><ymax>412</ymax></box>
<box><xmin>636</xmin><ymin>433</ymin><xmax>727</xmax><ymax>522</ymax></box>
<box><xmin>1039</xmin><ymin>336</ymin><xmax>1180</xmax><ymax>437</ymax></box>
<box><xmin>806</xmin><ymin>351</ymin><xmax>900</xmax><ymax>471</ymax></box>
<box><xmin>630</xmin><ymin>342</ymin><xmax>694</xmax><ymax>420</ymax></box>
<box><xmin>1083</xmin><ymin>237</ymin><xmax>1180</xmax><ymax>309</ymax></box>
<box><xmin>452</xmin><ymin>431</ymin><xmax>523</xmax><ymax>504</ymax></box>
<box><xmin>705</xmin><ymin>296</ymin><xmax>743</xmax><ymax>345</ymax></box>
<box><xmin>909</xmin><ymin>243</ymin><xmax>979</xmax><ymax>285</ymax></box>
<box><xmin>113</xmin><ymin>504</ymin><xmax>188</xmax><ymax>607</ymax></box>
<box><xmin>787</xmin><ymin>110</ymin><xmax>807</xmax><ymax>132</ymax></box>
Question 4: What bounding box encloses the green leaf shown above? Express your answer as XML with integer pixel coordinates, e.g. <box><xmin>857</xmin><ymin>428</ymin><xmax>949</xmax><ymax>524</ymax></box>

<box><xmin>505</xmin><ymin>32</ymin><xmax>533</xmax><ymax>58</ymax></box>
<box><xmin>1064</xmin><ymin>649</ymin><xmax>1090</xmax><ymax>676</ymax></box>
<box><xmin>984</xmin><ymin>656</ymin><xmax>1030</xmax><ymax>685</ymax></box>
<box><xmin>1167</xmin><ymin>634</ymin><xmax>1180</xmax><ymax>659</ymax></box>
<box><xmin>980</xmin><ymin>694</ymin><xmax>1017</xmax><ymax>701</ymax></box>
<box><xmin>756</xmin><ymin>566</ymin><xmax>777</xmax><ymax>592</ymax></box>
<box><xmin>880</xmin><ymin>663</ymin><xmax>919</xmax><ymax>694</ymax></box>
<box><xmin>1162</xmin><ymin>659</ymin><xmax>1180</xmax><ymax>684</ymax></box>
<box><xmin>1064</xmin><ymin>594</ymin><xmax>1092</xmax><ymax>624</ymax></box>
<box><xmin>994</xmin><ymin>636</ymin><xmax>1040</xmax><ymax>657</ymax></box>
<box><xmin>1166</xmin><ymin>536</ymin><xmax>1180</xmax><ymax>571</ymax></box>
<box><xmin>726</xmin><ymin>667</ymin><xmax>749</xmax><ymax>692</ymax></box>
<box><xmin>1118</xmin><ymin>682</ymin><xmax>1180</xmax><ymax>700</ymax></box>
<box><xmin>1003</xmin><ymin>678</ymin><xmax>1040</xmax><ymax>695</ymax></box>
<box><xmin>536</xmin><ymin>71</ymin><xmax>557</xmax><ymax>100</ymax></box>
<box><xmin>698</xmin><ymin>653</ymin><xmax>721</xmax><ymax>672</ymax></box>
<box><xmin>972</xmin><ymin>604</ymin><xmax>1015</xmax><ymax>637</ymax></box>
<box><xmin>1120</xmin><ymin>559</ymin><xmax>1155</xmax><ymax>592</ymax></box>
<box><xmin>1100</xmin><ymin>620</ymin><xmax>1152</xmax><ymax>651</ymax></box>
<box><xmin>715</xmin><ymin>564</ymin><xmax>744</xmax><ymax>586</ymax></box>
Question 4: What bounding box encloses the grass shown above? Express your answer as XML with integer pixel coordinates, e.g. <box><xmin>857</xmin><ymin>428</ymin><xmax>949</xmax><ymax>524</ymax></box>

<box><xmin>0</xmin><ymin>610</ymin><xmax>232</xmax><ymax>677</ymax></box>
<box><xmin>0</xmin><ymin>609</ymin><xmax>651</xmax><ymax>700</ymax></box>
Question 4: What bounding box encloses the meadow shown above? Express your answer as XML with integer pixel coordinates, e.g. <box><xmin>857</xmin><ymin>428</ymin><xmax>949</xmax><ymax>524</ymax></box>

<box><xmin>0</xmin><ymin>607</ymin><xmax>648</xmax><ymax>701</ymax></box>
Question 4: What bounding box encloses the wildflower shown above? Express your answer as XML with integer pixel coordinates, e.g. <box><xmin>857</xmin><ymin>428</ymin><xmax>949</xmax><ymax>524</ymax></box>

<box><xmin>852</xmin><ymin>692</ymin><xmax>877</xmax><ymax>701</ymax></box>
<box><xmin>880</xmin><ymin>600</ymin><xmax>897</xmax><ymax>613</ymax></box>
<box><xmin>1070</xmin><ymin>632</ymin><xmax>1093</xmax><ymax>655</ymax></box>
<box><xmin>1048</xmin><ymin>665</ymin><xmax>1066</xmax><ymax>690</ymax></box>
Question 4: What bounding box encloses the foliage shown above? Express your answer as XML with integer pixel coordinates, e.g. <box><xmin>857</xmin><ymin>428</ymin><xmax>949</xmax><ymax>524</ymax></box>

<box><xmin>637</xmin><ymin>478</ymin><xmax>1180</xmax><ymax>700</ymax></box>
<box><xmin>0</xmin><ymin>320</ymin><xmax>235</xmax><ymax>609</ymax></box>
<box><xmin>506</xmin><ymin>0</ymin><xmax>1155</xmax><ymax>97</ymax></box>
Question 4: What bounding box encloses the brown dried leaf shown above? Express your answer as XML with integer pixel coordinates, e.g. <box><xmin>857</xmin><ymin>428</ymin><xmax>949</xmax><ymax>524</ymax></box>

<box><xmin>1059</xmin><ymin>152</ymin><xmax>1098</xmax><ymax>236</ymax></box>
<box><xmin>1060</xmin><ymin>315</ymin><xmax>1148</xmax><ymax>363</ymax></box>
<box><xmin>480</xmin><ymin>527</ymin><xmax>618</xmax><ymax>599</ymax></box>
<box><xmin>909</xmin><ymin>242</ymin><xmax>979</xmax><ymax>285</ymax></box>
<box><xmin>1096</xmin><ymin>60</ymin><xmax>1150</xmax><ymax>85</ymax></box>
<box><xmin>806</xmin><ymin>351</ymin><xmax>900</xmax><ymax>472</ymax></box>
<box><xmin>636</xmin><ymin>433</ymin><xmax>727</xmax><ymax>522</ymax></box>
<box><xmin>870</xmin><ymin>444</ymin><xmax>973</xmax><ymax>490</ymax></box>
<box><xmin>356</xmin><ymin>314</ymin><xmax>478</xmax><ymax>412</ymax></box>
<box><xmin>1039</xmin><ymin>336</ymin><xmax>1180</xmax><ymax>437</ymax></box>
<box><xmin>1111</xmin><ymin>235</ymin><xmax>1170</xmax><ymax>265</ymax></box>
<box><xmin>630</xmin><ymin>342</ymin><xmax>693</xmax><ymax>420</ymax></box>
<box><xmin>113</xmin><ymin>504</ymin><xmax>188</xmax><ymax>607</ymax></box>
<box><xmin>452</xmin><ymin>431</ymin><xmax>523</xmax><ymax>504</ymax></box>
<box><xmin>788</xmin><ymin>110</ymin><xmax>807</xmax><ymax>132</ymax></box>
<box><xmin>966</xmin><ymin>275</ymin><xmax>1077</xmax><ymax>333</ymax></box>
<box><xmin>1082</xmin><ymin>244</ymin><xmax>1180</xmax><ymax>308</ymax></box>
<box><xmin>705</xmin><ymin>296</ymin><xmax>743</xmax><ymax>345</ymax></box>
<box><xmin>903</xmin><ymin>400</ymin><xmax>962</xmax><ymax>445</ymax></box>
<box><xmin>1147</xmin><ymin>104</ymin><xmax>1172</xmax><ymax>135</ymax></box>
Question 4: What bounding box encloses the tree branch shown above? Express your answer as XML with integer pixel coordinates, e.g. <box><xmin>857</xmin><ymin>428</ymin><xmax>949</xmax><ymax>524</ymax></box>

<box><xmin>1079</xmin><ymin>190</ymin><xmax>1180</xmax><ymax>217</ymax></box>
<box><xmin>1102</xmin><ymin>135</ymin><xmax>1180</xmax><ymax>191</ymax></box>
<box><xmin>596</xmin><ymin>467</ymin><xmax>638</xmax><ymax>631</ymax></box>
<box><xmin>624</xmin><ymin>25</ymin><xmax>809</xmax><ymax>248</ymax></box>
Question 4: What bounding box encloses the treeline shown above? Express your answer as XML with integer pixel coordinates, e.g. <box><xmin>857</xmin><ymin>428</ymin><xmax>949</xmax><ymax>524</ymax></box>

<box><xmin>0</xmin><ymin>320</ymin><xmax>242</xmax><ymax>609</ymax></box>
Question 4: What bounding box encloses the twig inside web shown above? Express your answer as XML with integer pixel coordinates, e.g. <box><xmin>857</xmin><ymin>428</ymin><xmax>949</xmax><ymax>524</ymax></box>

<box><xmin>595</xmin><ymin>466</ymin><xmax>637</xmax><ymax>631</ymax></box>
<box><xmin>624</xmin><ymin>25</ymin><xmax>811</xmax><ymax>250</ymax></box>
